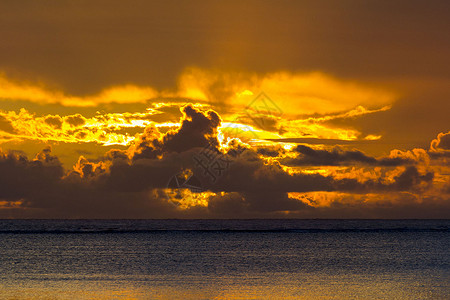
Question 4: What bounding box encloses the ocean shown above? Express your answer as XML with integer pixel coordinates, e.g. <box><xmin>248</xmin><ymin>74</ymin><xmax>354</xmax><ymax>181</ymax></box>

<box><xmin>0</xmin><ymin>219</ymin><xmax>449</xmax><ymax>299</ymax></box>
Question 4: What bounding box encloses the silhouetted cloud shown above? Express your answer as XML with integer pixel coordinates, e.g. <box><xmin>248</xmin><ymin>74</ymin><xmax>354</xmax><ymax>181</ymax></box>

<box><xmin>0</xmin><ymin>147</ymin><xmax>63</xmax><ymax>201</ymax></box>
<box><xmin>0</xmin><ymin>106</ymin><xmax>446</xmax><ymax>218</ymax></box>
<box><xmin>44</xmin><ymin>116</ymin><xmax>63</xmax><ymax>129</ymax></box>
<box><xmin>65</xmin><ymin>114</ymin><xmax>86</xmax><ymax>127</ymax></box>
<box><xmin>162</xmin><ymin>105</ymin><xmax>221</xmax><ymax>153</ymax></box>
<box><xmin>282</xmin><ymin>145</ymin><xmax>415</xmax><ymax>166</ymax></box>
<box><xmin>129</xmin><ymin>104</ymin><xmax>221</xmax><ymax>161</ymax></box>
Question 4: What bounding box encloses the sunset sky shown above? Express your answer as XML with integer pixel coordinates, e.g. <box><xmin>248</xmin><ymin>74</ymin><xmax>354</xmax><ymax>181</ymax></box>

<box><xmin>0</xmin><ymin>0</ymin><xmax>449</xmax><ymax>218</ymax></box>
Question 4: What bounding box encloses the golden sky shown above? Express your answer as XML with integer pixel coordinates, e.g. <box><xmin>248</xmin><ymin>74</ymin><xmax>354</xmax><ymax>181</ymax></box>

<box><xmin>0</xmin><ymin>0</ymin><xmax>449</xmax><ymax>218</ymax></box>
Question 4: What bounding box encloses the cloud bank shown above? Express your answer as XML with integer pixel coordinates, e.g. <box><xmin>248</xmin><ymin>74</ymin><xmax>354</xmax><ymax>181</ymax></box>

<box><xmin>0</xmin><ymin>105</ymin><xmax>448</xmax><ymax>218</ymax></box>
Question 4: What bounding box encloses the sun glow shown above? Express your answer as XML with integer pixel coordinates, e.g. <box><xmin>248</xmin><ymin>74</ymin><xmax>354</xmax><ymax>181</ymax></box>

<box><xmin>164</xmin><ymin>189</ymin><xmax>216</xmax><ymax>209</ymax></box>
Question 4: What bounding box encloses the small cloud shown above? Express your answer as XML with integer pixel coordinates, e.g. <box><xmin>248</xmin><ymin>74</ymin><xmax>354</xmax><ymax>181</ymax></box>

<box><xmin>65</xmin><ymin>114</ymin><xmax>86</xmax><ymax>127</ymax></box>
<box><xmin>44</xmin><ymin>115</ymin><xmax>63</xmax><ymax>129</ymax></box>
<box><xmin>364</xmin><ymin>134</ymin><xmax>382</xmax><ymax>141</ymax></box>
<box><xmin>431</xmin><ymin>131</ymin><xmax>450</xmax><ymax>151</ymax></box>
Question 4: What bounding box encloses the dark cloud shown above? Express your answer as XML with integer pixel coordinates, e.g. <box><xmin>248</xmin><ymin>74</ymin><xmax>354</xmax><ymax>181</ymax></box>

<box><xmin>207</xmin><ymin>191</ymin><xmax>309</xmax><ymax>217</ymax></box>
<box><xmin>201</xmin><ymin>158</ymin><xmax>435</xmax><ymax>216</ymax></box>
<box><xmin>257</xmin><ymin>147</ymin><xmax>283</xmax><ymax>157</ymax></box>
<box><xmin>163</xmin><ymin>105</ymin><xmax>221</xmax><ymax>153</ymax></box>
<box><xmin>0</xmin><ymin>147</ymin><xmax>439</xmax><ymax>218</ymax></box>
<box><xmin>390</xmin><ymin>166</ymin><xmax>434</xmax><ymax>190</ymax></box>
<box><xmin>130</xmin><ymin>126</ymin><xmax>163</xmax><ymax>160</ymax></box>
<box><xmin>0</xmin><ymin>107</ymin><xmax>444</xmax><ymax>218</ymax></box>
<box><xmin>131</xmin><ymin>104</ymin><xmax>220</xmax><ymax>161</ymax></box>
<box><xmin>207</xmin><ymin>151</ymin><xmax>334</xmax><ymax>194</ymax></box>
<box><xmin>0</xmin><ymin>146</ymin><xmax>180</xmax><ymax>218</ymax></box>
<box><xmin>281</xmin><ymin>145</ymin><xmax>414</xmax><ymax>167</ymax></box>
<box><xmin>242</xmin><ymin>191</ymin><xmax>309</xmax><ymax>213</ymax></box>
<box><xmin>72</xmin><ymin>156</ymin><xmax>107</xmax><ymax>178</ymax></box>
<box><xmin>266</xmin><ymin>138</ymin><xmax>378</xmax><ymax>146</ymax></box>
<box><xmin>44</xmin><ymin>115</ymin><xmax>63</xmax><ymax>129</ymax></box>
<box><xmin>190</xmin><ymin>146</ymin><xmax>434</xmax><ymax>208</ymax></box>
<box><xmin>0</xmin><ymin>147</ymin><xmax>63</xmax><ymax>201</ymax></box>
<box><xmin>330</xmin><ymin>166</ymin><xmax>433</xmax><ymax>193</ymax></box>
<box><xmin>65</xmin><ymin>114</ymin><xmax>86</xmax><ymax>127</ymax></box>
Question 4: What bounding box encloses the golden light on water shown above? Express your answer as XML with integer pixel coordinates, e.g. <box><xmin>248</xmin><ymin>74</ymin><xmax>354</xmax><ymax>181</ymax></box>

<box><xmin>0</xmin><ymin>2</ymin><xmax>449</xmax><ymax>299</ymax></box>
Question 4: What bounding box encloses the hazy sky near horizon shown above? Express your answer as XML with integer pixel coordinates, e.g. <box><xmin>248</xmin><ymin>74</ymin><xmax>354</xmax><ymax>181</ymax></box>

<box><xmin>0</xmin><ymin>0</ymin><xmax>449</xmax><ymax>218</ymax></box>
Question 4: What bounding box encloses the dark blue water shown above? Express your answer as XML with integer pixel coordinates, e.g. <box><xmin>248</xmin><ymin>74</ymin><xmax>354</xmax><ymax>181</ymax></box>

<box><xmin>0</xmin><ymin>220</ymin><xmax>449</xmax><ymax>299</ymax></box>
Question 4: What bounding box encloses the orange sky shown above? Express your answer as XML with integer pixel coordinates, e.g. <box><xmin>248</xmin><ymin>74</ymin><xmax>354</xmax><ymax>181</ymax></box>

<box><xmin>0</xmin><ymin>0</ymin><xmax>449</xmax><ymax>218</ymax></box>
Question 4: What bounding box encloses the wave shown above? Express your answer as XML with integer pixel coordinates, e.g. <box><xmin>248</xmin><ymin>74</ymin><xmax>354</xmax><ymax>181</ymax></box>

<box><xmin>0</xmin><ymin>228</ymin><xmax>448</xmax><ymax>234</ymax></box>
<box><xmin>0</xmin><ymin>219</ymin><xmax>448</xmax><ymax>234</ymax></box>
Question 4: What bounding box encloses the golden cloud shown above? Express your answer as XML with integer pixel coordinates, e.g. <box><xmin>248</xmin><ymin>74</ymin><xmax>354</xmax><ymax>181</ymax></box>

<box><xmin>0</xmin><ymin>109</ymin><xmax>164</xmax><ymax>146</ymax></box>
<box><xmin>0</xmin><ymin>68</ymin><xmax>396</xmax><ymax>115</ymax></box>
<box><xmin>0</xmin><ymin>73</ymin><xmax>158</xmax><ymax>107</ymax></box>
<box><xmin>175</xmin><ymin>68</ymin><xmax>396</xmax><ymax>116</ymax></box>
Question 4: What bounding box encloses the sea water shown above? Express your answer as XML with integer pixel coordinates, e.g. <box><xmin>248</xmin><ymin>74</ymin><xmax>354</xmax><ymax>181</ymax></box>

<box><xmin>0</xmin><ymin>219</ymin><xmax>449</xmax><ymax>299</ymax></box>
